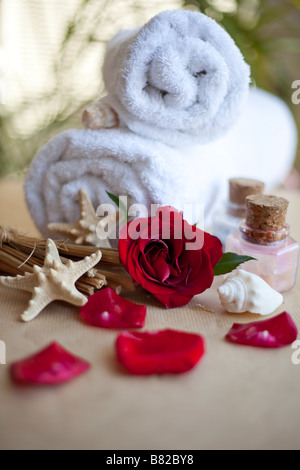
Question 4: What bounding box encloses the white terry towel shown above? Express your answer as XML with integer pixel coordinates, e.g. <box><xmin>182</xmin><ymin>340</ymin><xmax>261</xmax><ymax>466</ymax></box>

<box><xmin>102</xmin><ymin>9</ymin><xmax>251</xmax><ymax>147</ymax></box>
<box><xmin>25</xmin><ymin>88</ymin><xmax>297</xmax><ymax>236</ymax></box>
<box><xmin>25</xmin><ymin>127</ymin><xmax>218</xmax><ymax>237</ymax></box>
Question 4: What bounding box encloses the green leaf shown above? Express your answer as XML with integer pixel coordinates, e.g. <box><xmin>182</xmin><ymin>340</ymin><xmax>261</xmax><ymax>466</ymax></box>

<box><xmin>106</xmin><ymin>190</ymin><xmax>119</xmax><ymax>206</ymax></box>
<box><xmin>213</xmin><ymin>253</ymin><xmax>257</xmax><ymax>276</ymax></box>
<box><xmin>193</xmin><ymin>222</ymin><xmax>199</xmax><ymax>227</ymax></box>
<box><xmin>106</xmin><ymin>191</ymin><xmax>128</xmax><ymax>223</ymax></box>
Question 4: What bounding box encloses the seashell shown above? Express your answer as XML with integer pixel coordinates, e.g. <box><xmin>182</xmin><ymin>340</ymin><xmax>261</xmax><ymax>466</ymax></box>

<box><xmin>218</xmin><ymin>269</ymin><xmax>283</xmax><ymax>315</ymax></box>
<box><xmin>82</xmin><ymin>101</ymin><xmax>119</xmax><ymax>130</ymax></box>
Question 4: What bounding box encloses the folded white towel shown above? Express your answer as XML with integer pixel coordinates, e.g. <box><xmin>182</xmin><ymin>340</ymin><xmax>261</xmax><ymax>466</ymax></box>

<box><xmin>25</xmin><ymin>127</ymin><xmax>214</xmax><ymax>237</ymax></box>
<box><xmin>25</xmin><ymin>88</ymin><xmax>297</xmax><ymax>237</ymax></box>
<box><xmin>102</xmin><ymin>10</ymin><xmax>251</xmax><ymax>147</ymax></box>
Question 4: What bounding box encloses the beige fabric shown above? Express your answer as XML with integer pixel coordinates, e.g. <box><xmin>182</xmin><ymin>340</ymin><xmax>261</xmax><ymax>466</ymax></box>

<box><xmin>0</xmin><ymin>178</ymin><xmax>300</xmax><ymax>450</ymax></box>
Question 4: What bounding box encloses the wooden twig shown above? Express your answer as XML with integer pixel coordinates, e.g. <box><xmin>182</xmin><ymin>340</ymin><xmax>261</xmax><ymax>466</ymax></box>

<box><xmin>0</xmin><ymin>225</ymin><xmax>133</xmax><ymax>295</ymax></box>
<box><xmin>99</xmin><ymin>268</ymin><xmax>135</xmax><ymax>292</ymax></box>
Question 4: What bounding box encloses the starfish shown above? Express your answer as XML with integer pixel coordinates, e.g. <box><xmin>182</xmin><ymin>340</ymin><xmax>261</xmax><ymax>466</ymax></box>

<box><xmin>0</xmin><ymin>239</ymin><xmax>102</xmax><ymax>322</ymax></box>
<box><xmin>48</xmin><ymin>189</ymin><xmax>121</xmax><ymax>248</ymax></box>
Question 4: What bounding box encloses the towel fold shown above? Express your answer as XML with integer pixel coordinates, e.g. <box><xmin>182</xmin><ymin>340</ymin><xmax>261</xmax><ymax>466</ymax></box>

<box><xmin>102</xmin><ymin>10</ymin><xmax>250</xmax><ymax>147</ymax></box>
<box><xmin>25</xmin><ymin>127</ymin><xmax>218</xmax><ymax>237</ymax></box>
<box><xmin>25</xmin><ymin>88</ymin><xmax>297</xmax><ymax>237</ymax></box>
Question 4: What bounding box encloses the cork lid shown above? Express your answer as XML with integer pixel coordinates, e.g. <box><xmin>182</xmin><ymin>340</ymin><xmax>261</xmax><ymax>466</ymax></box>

<box><xmin>246</xmin><ymin>194</ymin><xmax>289</xmax><ymax>231</ymax></box>
<box><xmin>229</xmin><ymin>178</ymin><xmax>265</xmax><ymax>205</ymax></box>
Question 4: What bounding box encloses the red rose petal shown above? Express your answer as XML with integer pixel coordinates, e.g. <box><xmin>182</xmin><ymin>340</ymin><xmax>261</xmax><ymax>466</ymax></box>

<box><xmin>116</xmin><ymin>329</ymin><xmax>205</xmax><ymax>375</ymax></box>
<box><xmin>80</xmin><ymin>287</ymin><xmax>147</xmax><ymax>329</ymax></box>
<box><xmin>153</xmin><ymin>291</ymin><xmax>194</xmax><ymax>309</ymax></box>
<box><xmin>10</xmin><ymin>342</ymin><xmax>90</xmax><ymax>385</ymax></box>
<box><xmin>203</xmin><ymin>232</ymin><xmax>223</xmax><ymax>267</ymax></box>
<box><xmin>226</xmin><ymin>312</ymin><xmax>298</xmax><ymax>348</ymax></box>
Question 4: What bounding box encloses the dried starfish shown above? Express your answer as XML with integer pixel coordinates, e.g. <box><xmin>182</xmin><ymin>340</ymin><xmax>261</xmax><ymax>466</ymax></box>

<box><xmin>48</xmin><ymin>189</ymin><xmax>121</xmax><ymax>248</ymax></box>
<box><xmin>0</xmin><ymin>239</ymin><xmax>102</xmax><ymax>322</ymax></box>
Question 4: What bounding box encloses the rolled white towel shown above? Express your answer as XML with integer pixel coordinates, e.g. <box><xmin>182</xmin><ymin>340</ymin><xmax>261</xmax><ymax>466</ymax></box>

<box><xmin>102</xmin><ymin>9</ymin><xmax>251</xmax><ymax>147</ymax></box>
<box><xmin>24</xmin><ymin>89</ymin><xmax>297</xmax><ymax>237</ymax></box>
<box><xmin>25</xmin><ymin>127</ymin><xmax>220</xmax><ymax>237</ymax></box>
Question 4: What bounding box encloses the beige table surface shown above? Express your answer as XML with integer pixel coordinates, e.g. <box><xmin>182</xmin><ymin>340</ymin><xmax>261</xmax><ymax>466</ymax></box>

<box><xmin>0</xmin><ymin>178</ymin><xmax>300</xmax><ymax>450</ymax></box>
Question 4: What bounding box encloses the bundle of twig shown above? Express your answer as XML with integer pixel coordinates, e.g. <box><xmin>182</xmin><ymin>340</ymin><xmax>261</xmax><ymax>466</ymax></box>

<box><xmin>0</xmin><ymin>225</ymin><xmax>135</xmax><ymax>296</ymax></box>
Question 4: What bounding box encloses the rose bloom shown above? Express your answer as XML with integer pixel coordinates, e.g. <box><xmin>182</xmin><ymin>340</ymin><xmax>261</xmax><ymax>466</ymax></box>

<box><xmin>119</xmin><ymin>207</ymin><xmax>222</xmax><ymax>308</ymax></box>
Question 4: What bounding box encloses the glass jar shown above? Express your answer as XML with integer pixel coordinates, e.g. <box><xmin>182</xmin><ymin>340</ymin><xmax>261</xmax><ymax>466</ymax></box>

<box><xmin>212</xmin><ymin>178</ymin><xmax>265</xmax><ymax>248</ymax></box>
<box><xmin>226</xmin><ymin>223</ymin><xmax>299</xmax><ymax>292</ymax></box>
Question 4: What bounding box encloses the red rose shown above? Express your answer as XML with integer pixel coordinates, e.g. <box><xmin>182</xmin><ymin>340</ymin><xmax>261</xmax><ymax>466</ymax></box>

<box><xmin>119</xmin><ymin>207</ymin><xmax>223</xmax><ymax>308</ymax></box>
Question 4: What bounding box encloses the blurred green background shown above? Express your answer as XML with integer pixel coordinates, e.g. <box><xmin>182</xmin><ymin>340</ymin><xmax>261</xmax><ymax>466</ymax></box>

<box><xmin>0</xmin><ymin>0</ymin><xmax>299</xmax><ymax>178</ymax></box>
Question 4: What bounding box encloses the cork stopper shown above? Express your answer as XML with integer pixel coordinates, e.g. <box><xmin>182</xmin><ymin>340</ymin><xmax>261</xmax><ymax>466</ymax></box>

<box><xmin>246</xmin><ymin>195</ymin><xmax>289</xmax><ymax>231</ymax></box>
<box><xmin>229</xmin><ymin>178</ymin><xmax>265</xmax><ymax>205</ymax></box>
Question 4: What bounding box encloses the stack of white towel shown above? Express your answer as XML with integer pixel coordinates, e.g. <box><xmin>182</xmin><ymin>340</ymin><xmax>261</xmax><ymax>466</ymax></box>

<box><xmin>25</xmin><ymin>10</ymin><xmax>297</xmax><ymax>235</ymax></box>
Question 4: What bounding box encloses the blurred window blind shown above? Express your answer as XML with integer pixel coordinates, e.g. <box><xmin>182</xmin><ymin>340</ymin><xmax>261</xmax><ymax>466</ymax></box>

<box><xmin>0</xmin><ymin>0</ymin><xmax>180</xmax><ymax>137</ymax></box>
<box><xmin>0</xmin><ymin>0</ymin><xmax>83</xmax><ymax>110</ymax></box>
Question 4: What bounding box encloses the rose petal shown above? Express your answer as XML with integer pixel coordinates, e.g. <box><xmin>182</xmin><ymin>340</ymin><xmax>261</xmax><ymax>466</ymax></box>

<box><xmin>177</xmin><ymin>250</ymin><xmax>214</xmax><ymax>294</ymax></box>
<box><xmin>226</xmin><ymin>312</ymin><xmax>298</xmax><ymax>348</ymax></box>
<box><xmin>119</xmin><ymin>218</ymin><xmax>149</xmax><ymax>269</ymax></box>
<box><xmin>182</xmin><ymin>221</ymin><xmax>203</xmax><ymax>251</ymax></box>
<box><xmin>150</xmin><ymin>256</ymin><xmax>171</xmax><ymax>283</ymax></box>
<box><xmin>139</xmin><ymin>240</ymin><xmax>170</xmax><ymax>280</ymax></box>
<box><xmin>80</xmin><ymin>287</ymin><xmax>147</xmax><ymax>329</ymax></box>
<box><xmin>203</xmin><ymin>232</ymin><xmax>223</xmax><ymax>267</ymax></box>
<box><xmin>153</xmin><ymin>291</ymin><xmax>195</xmax><ymax>309</ymax></box>
<box><xmin>116</xmin><ymin>329</ymin><xmax>205</xmax><ymax>375</ymax></box>
<box><xmin>127</xmin><ymin>241</ymin><xmax>144</xmax><ymax>281</ymax></box>
<box><xmin>170</xmin><ymin>236</ymin><xmax>185</xmax><ymax>261</ymax></box>
<box><xmin>10</xmin><ymin>342</ymin><xmax>90</xmax><ymax>385</ymax></box>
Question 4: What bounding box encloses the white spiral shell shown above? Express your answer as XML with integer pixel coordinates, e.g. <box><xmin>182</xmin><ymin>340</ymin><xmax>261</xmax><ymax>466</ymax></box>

<box><xmin>218</xmin><ymin>270</ymin><xmax>283</xmax><ymax>315</ymax></box>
